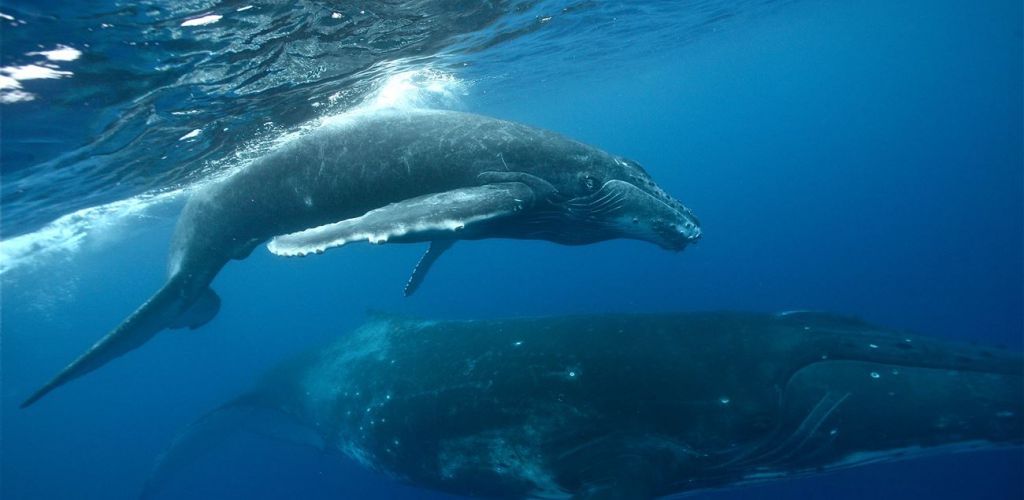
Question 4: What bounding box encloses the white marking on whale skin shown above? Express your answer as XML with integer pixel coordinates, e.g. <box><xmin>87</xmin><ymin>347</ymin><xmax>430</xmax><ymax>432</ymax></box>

<box><xmin>269</xmin><ymin>221</ymin><xmax>460</xmax><ymax>255</ymax></box>
<box><xmin>300</xmin><ymin>319</ymin><xmax>402</xmax><ymax>469</ymax></box>
<box><xmin>437</xmin><ymin>427</ymin><xmax>570</xmax><ymax>499</ymax></box>
<box><xmin>268</xmin><ymin>208</ymin><xmax>494</xmax><ymax>257</ymax></box>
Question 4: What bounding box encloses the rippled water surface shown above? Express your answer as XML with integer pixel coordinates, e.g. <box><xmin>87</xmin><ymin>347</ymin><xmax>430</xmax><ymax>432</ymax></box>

<box><xmin>1</xmin><ymin>0</ymin><xmax>786</xmax><ymax>238</ymax></box>
<box><xmin>1</xmin><ymin>0</ymin><xmax>1021</xmax><ymax>499</ymax></box>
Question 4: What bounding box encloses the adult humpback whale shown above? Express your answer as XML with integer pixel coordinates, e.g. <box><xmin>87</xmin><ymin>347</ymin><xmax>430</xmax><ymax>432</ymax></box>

<box><xmin>21</xmin><ymin>109</ymin><xmax>701</xmax><ymax>408</ymax></box>
<box><xmin>143</xmin><ymin>312</ymin><xmax>1023</xmax><ymax>499</ymax></box>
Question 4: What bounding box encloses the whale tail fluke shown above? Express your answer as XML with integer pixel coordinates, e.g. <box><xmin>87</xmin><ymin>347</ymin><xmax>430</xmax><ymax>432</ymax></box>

<box><xmin>20</xmin><ymin>277</ymin><xmax>220</xmax><ymax>409</ymax></box>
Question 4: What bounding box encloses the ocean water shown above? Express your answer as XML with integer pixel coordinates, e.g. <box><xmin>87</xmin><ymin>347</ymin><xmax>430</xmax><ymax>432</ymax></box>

<box><xmin>1</xmin><ymin>0</ymin><xmax>1021</xmax><ymax>499</ymax></box>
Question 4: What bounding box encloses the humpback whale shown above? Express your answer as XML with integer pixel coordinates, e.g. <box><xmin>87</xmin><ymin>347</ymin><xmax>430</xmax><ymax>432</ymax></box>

<box><xmin>144</xmin><ymin>311</ymin><xmax>1022</xmax><ymax>499</ymax></box>
<box><xmin>21</xmin><ymin>109</ymin><xmax>701</xmax><ymax>407</ymax></box>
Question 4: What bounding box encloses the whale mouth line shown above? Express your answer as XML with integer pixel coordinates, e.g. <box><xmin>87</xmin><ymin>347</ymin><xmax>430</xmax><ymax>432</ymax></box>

<box><xmin>565</xmin><ymin>186</ymin><xmax>628</xmax><ymax>218</ymax></box>
<box><xmin>575</xmin><ymin>180</ymin><xmax>701</xmax><ymax>248</ymax></box>
<box><xmin>712</xmin><ymin>391</ymin><xmax>850</xmax><ymax>472</ymax></box>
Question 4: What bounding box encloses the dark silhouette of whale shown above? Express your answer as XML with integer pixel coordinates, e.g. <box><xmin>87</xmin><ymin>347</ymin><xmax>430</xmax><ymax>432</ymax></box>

<box><xmin>21</xmin><ymin>109</ymin><xmax>700</xmax><ymax>408</ymax></box>
<box><xmin>143</xmin><ymin>311</ymin><xmax>1022</xmax><ymax>499</ymax></box>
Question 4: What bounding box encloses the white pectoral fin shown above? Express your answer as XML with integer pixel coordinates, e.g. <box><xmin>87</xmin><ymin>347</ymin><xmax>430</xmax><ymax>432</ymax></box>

<box><xmin>267</xmin><ymin>182</ymin><xmax>535</xmax><ymax>257</ymax></box>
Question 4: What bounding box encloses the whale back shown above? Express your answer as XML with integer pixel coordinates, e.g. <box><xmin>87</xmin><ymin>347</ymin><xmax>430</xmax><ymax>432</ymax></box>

<box><xmin>167</xmin><ymin>109</ymin><xmax>618</xmax><ymax>273</ymax></box>
<box><xmin>146</xmin><ymin>312</ymin><xmax>1021</xmax><ymax>499</ymax></box>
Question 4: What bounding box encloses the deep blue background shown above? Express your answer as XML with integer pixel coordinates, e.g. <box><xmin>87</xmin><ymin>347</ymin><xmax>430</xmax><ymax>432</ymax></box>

<box><xmin>2</xmin><ymin>0</ymin><xmax>1021</xmax><ymax>499</ymax></box>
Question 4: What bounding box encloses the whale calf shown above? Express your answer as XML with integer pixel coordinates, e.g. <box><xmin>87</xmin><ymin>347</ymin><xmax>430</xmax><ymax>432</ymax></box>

<box><xmin>21</xmin><ymin>109</ymin><xmax>700</xmax><ymax>407</ymax></box>
<box><xmin>145</xmin><ymin>312</ymin><xmax>1022</xmax><ymax>499</ymax></box>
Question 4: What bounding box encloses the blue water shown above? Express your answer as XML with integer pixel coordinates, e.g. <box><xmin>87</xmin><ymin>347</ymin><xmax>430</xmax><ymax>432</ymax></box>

<box><xmin>1</xmin><ymin>0</ymin><xmax>1021</xmax><ymax>499</ymax></box>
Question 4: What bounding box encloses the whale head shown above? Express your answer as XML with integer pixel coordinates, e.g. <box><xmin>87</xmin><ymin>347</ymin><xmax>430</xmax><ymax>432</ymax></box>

<box><xmin>527</xmin><ymin>156</ymin><xmax>701</xmax><ymax>251</ymax></box>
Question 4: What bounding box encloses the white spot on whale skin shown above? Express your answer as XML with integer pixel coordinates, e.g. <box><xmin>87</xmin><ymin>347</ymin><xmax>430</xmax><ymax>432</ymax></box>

<box><xmin>719</xmin><ymin>397</ymin><xmax>731</xmax><ymax>405</ymax></box>
<box><xmin>181</xmin><ymin>14</ymin><xmax>222</xmax><ymax>27</ymax></box>
<box><xmin>870</xmin><ymin>371</ymin><xmax>881</xmax><ymax>379</ymax></box>
<box><xmin>868</xmin><ymin>343</ymin><xmax>878</xmax><ymax>349</ymax></box>
<box><xmin>179</xmin><ymin>129</ymin><xmax>201</xmax><ymax>140</ymax></box>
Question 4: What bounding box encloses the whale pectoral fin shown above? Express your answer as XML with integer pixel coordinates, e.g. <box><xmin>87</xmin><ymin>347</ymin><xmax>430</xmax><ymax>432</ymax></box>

<box><xmin>141</xmin><ymin>394</ymin><xmax>324</xmax><ymax>499</ymax></box>
<box><xmin>267</xmin><ymin>182</ymin><xmax>535</xmax><ymax>257</ymax></box>
<box><xmin>404</xmin><ymin>240</ymin><xmax>454</xmax><ymax>297</ymax></box>
<box><xmin>168</xmin><ymin>287</ymin><xmax>221</xmax><ymax>330</ymax></box>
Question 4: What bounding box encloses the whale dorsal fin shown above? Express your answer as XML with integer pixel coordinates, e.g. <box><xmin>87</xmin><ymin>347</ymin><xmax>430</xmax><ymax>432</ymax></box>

<box><xmin>267</xmin><ymin>182</ymin><xmax>535</xmax><ymax>257</ymax></box>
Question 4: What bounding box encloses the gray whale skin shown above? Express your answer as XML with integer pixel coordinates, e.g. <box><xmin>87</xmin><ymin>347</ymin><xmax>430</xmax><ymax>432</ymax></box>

<box><xmin>144</xmin><ymin>311</ymin><xmax>1022</xmax><ymax>499</ymax></box>
<box><xmin>21</xmin><ymin>109</ymin><xmax>700</xmax><ymax>407</ymax></box>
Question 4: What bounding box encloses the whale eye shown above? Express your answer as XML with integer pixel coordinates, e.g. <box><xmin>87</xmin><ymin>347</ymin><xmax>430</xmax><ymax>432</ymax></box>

<box><xmin>581</xmin><ymin>175</ymin><xmax>599</xmax><ymax>192</ymax></box>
